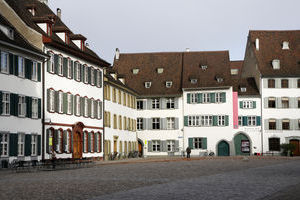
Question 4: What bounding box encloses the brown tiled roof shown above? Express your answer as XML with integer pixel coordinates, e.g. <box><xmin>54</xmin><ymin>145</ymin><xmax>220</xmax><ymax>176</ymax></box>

<box><xmin>113</xmin><ymin>52</ymin><xmax>184</xmax><ymax>97</ymax></box>
<box><xmin>230</xmin><ymin>60</ymin><xmax>243</xmax><ymax>70</ymax></box>
<box><xmin>182</xmin><ymin>51</ymin><xmax>232</xmax><ymax>89</ymax></box>
<box><xmin>5</xmin><ymin>0</ymin><xmax>110</xmax><ymax>67</ymax></box>
<box><xmin>249</xmin><ymin>30</ymin><xmax>300</xmax><ymax>77</ymax></box>
<box><xmin>104</xmin><ymin>72</ymin><xmax>138</xmax><ymax>96</ymax></box>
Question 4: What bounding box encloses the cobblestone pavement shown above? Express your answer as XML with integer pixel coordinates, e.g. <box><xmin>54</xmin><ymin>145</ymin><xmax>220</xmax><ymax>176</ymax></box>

<box><xmin>0</xmin><ymin>157</ymin><xmax>300</xmax><ymax>200</ymax></box>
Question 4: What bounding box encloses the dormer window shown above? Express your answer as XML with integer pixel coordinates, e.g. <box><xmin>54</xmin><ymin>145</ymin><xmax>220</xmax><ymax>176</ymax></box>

<box><xmin>28</xmin><ymin>8</ymin><xmax>36</xmax><ymax>16</ymax></box>
<box><xmin>190</xmin><ymin>79</ymin><xmax>197</xmax><ymax>84</ymax></box>
<box><xmin>216</xmin><ymin>77</ymin><xmax>224</xmax><ymax>83</ymax></box>
<box><xmin>201</xmin><ymin>65</ymin><xmax>207</xmax><ymax>71</ymax></box>
<box><xmin>166</xmin><ymin>81</ymin><xmax>172</xmax><ymax>88</ymax></box>
<box><xmin>132</xmin><ymin>68</ymin><xmax>139</xmax><ymax>74</ymax></box>
<box><xmin>231</xmin><ymin>69</ymin><xmax>239</xmax><ymax>75</ymax></box>
<box><xmin>0</xmin><ymin>24</ymin><xmax>14</xmax><ymax>40</ymax></box>
<box><xmin>157</xmin><ymin>68</ymin><xmax>164</xmax><ymax>74</ymax></box>
<box><xmin>272</xmin><ymin>59</ymin><xmax>280</xmax><ymax>70</ymax></box>
<box><xmin>282</xmin><ymin>41</ymin><xmax>289</xmax><ymax>50</ymax></box>
<box><xmin>240</xmin><ymin>87</ymin><xmax>247</xmax><ymax>92</ymax></box>
<box><xmin>145</xmin><ymin>82</ymin><xmax>152</xmax><ymax>88</ymax></box>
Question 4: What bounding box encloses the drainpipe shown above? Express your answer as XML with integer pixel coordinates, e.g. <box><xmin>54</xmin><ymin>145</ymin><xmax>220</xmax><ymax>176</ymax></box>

<box><xmin>42</xmin><ymin>46</ymin><xmax>49</xmax><ymax>161</ymax></box>
<box><xmin>260</xmin><ymin>76</ymin><xmax>264</xmax><ymax>155</ymax></box>
<box><xmin>102</xmin><ymin>75</ymin><xmax>105</xmax><ymax>161</ymax></box>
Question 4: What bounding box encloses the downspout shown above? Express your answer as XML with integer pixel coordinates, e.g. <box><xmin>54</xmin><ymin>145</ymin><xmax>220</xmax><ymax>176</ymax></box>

<box><xmin>260</xmin><ymin>76</ymin><xmax>263</xmax><ymax>155</ymax></box>
<box><xmin>102</xmin><ymin>72</ymin><xmax>105</xmax><ymax>161</ymax></box>
<box><xmin>181</xmin><ymin>52</ymin><xmax>185</xmax><ymax>154</ymax></box>
<box><xmin>42</xmin><ymin>46</ymin><xmax>49</xmax><ymax>161</ymax></box>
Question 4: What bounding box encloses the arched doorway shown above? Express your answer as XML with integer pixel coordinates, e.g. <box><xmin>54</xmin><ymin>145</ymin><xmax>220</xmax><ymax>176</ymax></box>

<box><xmin>234</xmin><ymin>133</ymin><xmax>250</xmax><ymax>156</ymax></box>
<box><xmin>72</xmin><ymin>122</ymin><xmax>84</xmax><ymax>159</ymax></box>
<box><xmin>290</xmin><ymin>139</ymin><xmax>300</xmax><ymax>156</ymax></box>
<box><xmin>138</xmin><ymin>139</ymin><xmax>143</xmax><ymax>157</ymax></box>
<box><xmin>218</xmin><ymin>140</ymin><xmax>230</xmax><ymax>156</ymax></box>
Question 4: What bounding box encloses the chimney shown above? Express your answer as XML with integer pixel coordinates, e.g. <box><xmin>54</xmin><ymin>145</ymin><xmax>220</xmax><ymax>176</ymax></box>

<box><xmin>115</xmin><ymin>48</ymin><xmax>120</xmax><ymax>60</ymax></box>
<box><xmin>57</xmin><ymin>8</ymin><xmax>61</xmax><ymax>19</ymax></box>
<box><xmin>255</xmin><ymin>38</ymin><xmax>259</xmax><ymax>50</ymax></box>
<box><xmin>186</xmin><ymin>48</ymin><xmax>190</xmax><ymax>52</ymax></box>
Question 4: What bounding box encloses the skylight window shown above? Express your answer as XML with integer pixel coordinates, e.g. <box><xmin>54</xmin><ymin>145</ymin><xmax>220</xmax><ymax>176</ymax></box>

<box><xmin>145</xmin><ymin>82</ymin><xmax>152</xmax><ymax>88</ymax></box>
<box><xmin>0</xmin><ymin>24</ymin><xmax>14</xmax><ymax>40</ymax></box>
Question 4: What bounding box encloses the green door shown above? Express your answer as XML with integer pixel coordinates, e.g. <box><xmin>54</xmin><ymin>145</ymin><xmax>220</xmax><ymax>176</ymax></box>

<box><xmin>234</xmin><ymin>133</ymin><xmax>250</xmax><ymax>156</ymax></box>
<box><xmin>218</xmin><ymin>141</ymin><xmax>229</xmax><ymax>156</ymax></box>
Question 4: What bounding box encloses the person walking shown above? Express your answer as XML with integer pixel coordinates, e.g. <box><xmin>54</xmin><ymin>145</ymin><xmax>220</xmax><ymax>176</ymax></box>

<box><xmin>186</xmin><ymin>147</ymin><xmax>191</xmax><ymax>159</ymax></box>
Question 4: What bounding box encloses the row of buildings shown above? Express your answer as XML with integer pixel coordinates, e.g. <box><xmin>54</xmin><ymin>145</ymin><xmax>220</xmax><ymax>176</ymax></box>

<box><xmin>0</xmin><ymin>0</ymin><xmax>299</xmax><ymax>167</ymax></box>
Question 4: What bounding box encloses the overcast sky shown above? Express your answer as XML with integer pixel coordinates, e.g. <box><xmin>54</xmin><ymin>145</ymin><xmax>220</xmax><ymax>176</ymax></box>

<box><xmin>49</xmin><ymin>0</ymin><xmax>300</xmax><ymax>64</ymax></box>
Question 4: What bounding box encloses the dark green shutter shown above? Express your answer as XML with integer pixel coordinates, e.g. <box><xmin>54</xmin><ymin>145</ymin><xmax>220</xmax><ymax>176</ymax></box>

<box><xmin>187</xmin><ymin>93</ymin><xmax>191</xmax><ymax>104</ymax></box>
<box><xmin>221</xmin><ymin>92</ymin><xmax>226</xmax><ymax>103</ymax></box>
<box><xmin>94</xmin><ymin>69</ymin><xmax>97</xmax><ymax>86</ymax></box>
<box><xmin>70</xmin><ymin>94</ymin><xmax>74</xmax><ymax>115</ymax></box>
<box><xmin>63</xmin><ymin>130</ymin><xmax>67</xmax><ymax>153</ymax></box>
<box><xmin>25</xmin><ymin>59</ymin><xmax>32</xmax><ymax>80</ymax></box>
<box><xmin>94</xmin><ymin>133</ymin><xmax>97</xmax><ymax>152</ymax></box>
<box><xmin>225</xmin><ymin>115</ymin><xmax>229</xmax><ymax>126</ymax></box>
<box><xmin>88</xmin><ymin>132</ymin><xmax>91</xmax><ymax>152</ymax></box>
<box><xmin>9</xmin><ymin>53</ymin><xmax>14</xmax><ymax>74</ymax></box>
<box><xmin>256</xmin><ymin>116</ymin><xmax>261</xmax><ymax>126</ymax></box>
<box><xmin>188</xmin><ymin>138</ymin><xmax>194</xmax><ymax>149</ymax></box>
<box><xmin>47</xmin><ymin>89</ymin><xmax>50</xmax><ymax>112</ymax></box>
<box><xmin>88</xmin><ymin>99</ymin><xmax>91</xmax><ymax>117</ymax></box>
<box><xmin>0</xmin><ymin>134</ymin><xmax>2</xmax><ymax>156</ymax></box>
<box><xmin>80</xmin><ymin>64</ymin><xmax>84</xmax><ymax>82</ymax></box>
<box><xmin>63</xmin><ymin>57</ymin><xmax>68</xmax><ymax>77</ymax></box>
<box><xmin>37</xmin><ymin>135</ymin><xmax>41</xmax><ymax>156</ymax></box>
<box><xmin>242</xmin><ymin>116</ymin><xmax>248</xmax><ymax>126</ymax></box>
<box><xmin>0</xmin><ymin>91</ymin><xmax>2</xmax><ymax>115</ymax></box>
<box><xmin>210</xmin><ymin>93</ymin><xmax>216</xmax><ymax>103</ymax></box>
<box><xmin>197</xmin><ymin>93</ymin><xmax>203</xmax><ymax>103</ymax></box>
<box><xmin>10</xmin><ymin>93</ymin><xmax>18</xmax><ymax>116</ymax></box>
<box><xmin>184</xmin><ymin>116</ymin><xmax>188</xmax><ymax>126</ymax></box>
<box><xmin>239</xmin><ymin>101</ymin><xmax>243</xmax><ymax>108</ymax></box>
<box><xmin>37</xmin><ymin>62</ymin><xmax>41</xmax><ymax>82</ymax></box>
<box><xmin>38</xmin><ymin>98</ymin><xmax>41</xmax><ymax>118</ymax></box>
<box><xmin>46</xmin><ymin>129</ymin><xmax>50</xmax><ymax>154</ymax></box>
<box><xmin>9</xmin><ymin>133</ymin><xmax>18</xmax><ymax>156</ymax></box>
<box><xmin>88</xmin><ymin>67</ymin><xmax>91</xmax><ymax>84</ymax></box>
<box><xmin>54</xmin><ymin>54</ymin><xmax>58</xmax><ymax>74</ymax></box>
<box><xmin>25</xmin><ymin>134</ymin><xmax>32</xmax><ymax>156</ymax></box>
<box><xmin>99</xmin><ymin>71</ymin><xmax>102</xmax><ymax>87</ymax></box>
<box><xmin>74</xmin><ymin>63</ymin><xmax>78</xmax><ymax>80</ymax></box>
<box><xmin>47</xmin><ymin>51</ymin><xmax>51</xmax><ymax>72</ymax></box>
<box><xmin>80</xmin><ymin>97</ymin><xmax>84</xmax><ymax>116</ymax></box>
<box><xmin>54</xmin><ymin>91</ymin><xmax>59</xmax><ymax>113</ymax></box>
<box><xmin>54</xmin><ymin>130</ymin><xmax>58</xmax><ymax>152</ymax></box>
<box><xmin>70</xmin><ymin>60</ymin><xmax>74</xmax><ymax>79</ymax></box>
<box><xmin>25</xmin><ymin>96</ymin><xmax>32</xmax><ymax>118</ymax></box>
<box><xmin>63</xmin><ymin>93</ymin><xmax>68</xmax><ymax>114</ymax></box>
<box><xmin>213</xmin><ymin>116</ymin><xmax>218</xmax><ymax>126</ymax></box>
<box><xmin>253</xmin><ymin>101</ymin><xmax>256</xmax><ymax>109</ymax></box>
<box><xmin>14</xmin><ymin>55</ymin><xmax>18</xmax><ymax>76</ymax></box>
<box><xmin>202</xmin><ymin>138</ymin><xmax>207</xmax><ymax>149</ymax></box>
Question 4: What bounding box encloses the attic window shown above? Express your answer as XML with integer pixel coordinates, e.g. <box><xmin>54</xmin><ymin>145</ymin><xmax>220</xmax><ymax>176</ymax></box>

<box><xmin>272</xmin><ymin>59</ymin><xmax>280</xmax><ymax>70</ymax></box>
<box><xmin>282</xmin><ymin>41</ymin><xmax>289</xmax><ymax>50</ymax></box>
<box><xmin>201</xmin><ymin>65</ymin><xmax>208</xmax><ymax>71</ymax></box>
<box><xmin>157</xmin><ymin>68</ymin><xmax>164</xmax><ymax>74</ymax></box>
<box><xmin>132</xmin><ymin>68</ymin><xmax>139</xmax><ymax>74</ymax></box>
<box><xmin>190</xmin><ymin>79</ymin><xmax>197</xmax><ymax>84</ymax></box>
<box><xmin>28</xmin><ymin>8</ymin><xmax>36</xmax><ymax>16</ymax></box>
<box><xmin>216</xmin><ymin>77</ymin><xmax>224</xmax><ymax>83</ymax></box>
<box><xmin>145</xmin><ymin>82</ymin><xmax>152</xmax><ymax>88</ymax></box>
<box><xmin>240</xmin><ymin>87</ymin><xmax>247</xmax><ymax>92</ymax></box>
<box><xmin>0</xmin><ymin>24</ymin><xmax>14</xmax><ymax>40</ymax></box>
<box><xmin>231</xmin><ymin>69</ymin><xmax>239</xmax><ymax>75</ymax></box>
<box><xmin>166</xmin><ymin>81</ymin><xmax>172</xmax><ymax>88</ymax></box>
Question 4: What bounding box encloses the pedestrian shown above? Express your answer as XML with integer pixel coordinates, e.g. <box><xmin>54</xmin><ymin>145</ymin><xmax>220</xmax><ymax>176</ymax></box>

<box><xmin>186</xmin><ymin>147</ymin><xmax>191</xmax><ymax>159</ymax></box>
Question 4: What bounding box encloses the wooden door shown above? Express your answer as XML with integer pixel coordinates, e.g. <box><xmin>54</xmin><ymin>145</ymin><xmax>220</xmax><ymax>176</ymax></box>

<box><xmin>218</xmin><ymin>141</ymin><xmax>229</xmax><ymax>156</ymax></box>
<box><xmin>138</xmin><ymin>141</ymin><xmax>143</xmax><ymax>156</ymax></box>
<box><xmin>73</xmin><ymin>131</ymin><xmax>82</xmax><ymax>159</ymax></box>
<box><xmin>290</xmin><ymin>140</ymin><xmax>300</xmax><ymax>156</ymax></box>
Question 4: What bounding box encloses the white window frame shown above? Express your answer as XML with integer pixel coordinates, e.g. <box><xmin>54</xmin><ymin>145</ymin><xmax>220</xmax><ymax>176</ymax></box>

<box><xmin>91</xmin><ymin>67</ymin><xmax>94</xmax><ymax>85</ymax></box>
<box><xmin>152</xmin><ymin>118</ymin><xmax>160</xmax><ymax>129</ymax></box>
<box><xmin>76</xmin><ymin>95</ymin><xmax>80</xmax><ymax>116</ymax></box>
<box><xmin>166</xmin><ymin>81</ymin><xmax>172</xmax><ymax>88</ymax></box>
<box><xmin>191</xmin><ymin>93</ymin><xmax>198</xmax><ymax>104</ymax></box>
<box><xmin>18</xmin><ymin>95</ymin><xmax>26</xmax><ymax>117</ymax></box>
<box><xmin>58</xmin><ymin>91</ymin><xmax>63</xmax><ymax>113</ymax></box>
<box><xmin>152</xmin><ymin>140</ymin><xmax>160</xmax><ymax>152</ymax></box>
<box><xmin>137</xmin><ymin>118</ymin><xmax>143</xmax><ymax>130</ymax></box>
<box><xmin>203</xmin><ymin>93</ymin><xmax>210</xmax><ymax>103</ymax></box>
<box><xmin>2</xmin><ymin>92</ymin><xmax>10</xmax><ymax>115</ymax></box>
<box><xmin>18</xmin><ymin>56</ymin><xmax>25</xmax><ymax>78</ymax></box>
<box><xmin>152</xmin><ymin>98</ymin><xmax>160</xmax><ymax>109</ymax></box>
<box><xmin>137</xmin><ymin>100</ymin><xmax>143</xmax><ymax>110</ymax></box>
<box><xmin>49</xmin><ymin>90</ymin><xmax>55</xmax><ymax>112</ymax></box>
<box><xmin>238</xmin><ymin>116</ymin><xmax>242</xmax><ymax>126</ymax></box>
<box><xmin>243</xmin><ymin>101</ymin><xmax>253</xmax><ymax>109</ymax></box>
<box><xmin>0</xmin><ymin>51</ymin><xmax>9</xmax><ymax>73</ymax></box>
<box><xmin>167</xmin><ymin>117</ymin><xmax>175</xmax><ymax>130</ymax></box>
<box><xmin>18</xmin><ymin>133</ymin><xmax>25</xmax><ymax>156</ymax></box>
<box><xmin>84</xmin><ymin>65</ymin><xmax>88</xmax><ymax>83</ymax></box>
<box><xmin>218</xmin><ymin>115</ymin><xmax>225</xmax><ymax>126</ymax></box>
<box><xmin>215</xmin><ymin>93</ymin><xmax>221</xmax><ymax>103</ymax></box>
<box><xmin>49</xmin><ymin>52</ymin><xmax>55</xmax><ymax>73</ymax></box>
<box><xmin>32</xmin><ymin>98</ymin><xmax>38</xmax><ymax>118</ymax></box>
<box><xmin>202</xmin><ymin>115</ymin><xmax>212</xmax><ymax>126</ymax></box>
<box><xmin>58</xmin><ymin>55</ymin><xmax>63</xmax><ymax>76</ymax></box>
<box><xmin>31</xmin><ymin>134</ymin><xmax>37</xmax><ymax>156</ymax></box>
<box><xmin>67</xmin><ymin>93</ymin><xmax>72</xmax><ymax>114</ymax></box>
<box><xmin>67</xmin><ymin>58</ymin><xmax>72</xmax><ymax>78</ymax></box>
<box><xmin>166</xmin><ymin>98</ymin><xmax>175</xmax><ymax>109</ymax></box>
<box><xmin>0</xmin><ymin>133</ymin><xmax>9</xmax><ymax>156</ymax></box>
<box><xmin>193</xmin><ymin>138</ymin><xmax>202</xmax><ymax>149</ymax></box>
<box><xmin>248</xmin><ymin>116</ymin><xmax>256</xmax><ymax>126</ymax></box>
<box><xmin>167</xmin><ymin>140</ymin><xmax>175</xmax><ymax>152</ymax></box>
<box><xmin>32</xmin><ymin>61</ymin><xmax>38</xmax><ymax>81</ymax></box>
<box><xmin>145</xmin><ymin>82</ymin><xmax>151</xmax><ymax>88</ymax></box>
<box><xmin>84</xmin><ymin>97</ymin><xmax>88</xmax><ymax>117</ymax></box>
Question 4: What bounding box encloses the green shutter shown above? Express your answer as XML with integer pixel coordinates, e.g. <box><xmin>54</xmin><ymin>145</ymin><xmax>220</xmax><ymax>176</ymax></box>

<box><xmin>37</xmin><ymin>62</ymin><xmax>41</xmax><ymax>82</ymax></box>
<box><xmin>9</xmin><ymin>133</ymin><xmax>18</xmax><ymax>156</ymax></box>
<box><xmin>184</xmin><ymin>116</ymin><xmax>188</xmax><ymax>126</ymax></box>
<box><xmin>239</xmin><ymin>101</ymin><xmax>243</xmax><ymax>108</ymax></box>
<box><xmin>25</xmin><ymin>134</ymin><xmax>32</xmax><ymax>156</ymax></box>
<box><xmin>80</xmin><ymin>97</ymin><xmax>84</xmax><ymax>116</ymax></box>
<box><xmin>198</xmin><ymin>93</ymin><xmax>203</xmax><ymax>103</ymax></box>
<box><xmin>47</xmin><ymin>89</ymin><xmax>50</xmax><ymax>112</ymax></box>
<box><xmin>70</xmin><ymin>94</ymin><xmax>74</xmax><ymax>115</ymax></box>
<box><xmin>94</xmin><ymin>68</ymin><xmax>97</xmax><ymax>86</ymax></box>
<box><xmin>74</xmin><ymin>63</ymin><xmax>78</xmax><ymax>80</ymax></box>
<box><xmin>9</xmin><ymin>53</ymin><xmax>14</xmax><ymax>74</ymax></box>
<box><xmin>54</xmin><ymin>130</ymin><xmax>58</xmax><ymax>152</ymax></box>
<box><xmin>46</xmin><ymin>129</ymin><xmax>50</xmax><ymax>154</ymax></box>
<box><xmin>253</xmin><ymin>101</ymin><xmax>256</xmax><ymax>109</ymax></box>
<box><xmin>256</xmin><ymin>116</ymin><xmax>261</xmax><ymax>126</ymax></box>
<box><xmin>210</xmin><ymin>93</ymin><xmax>216</xmax><ymax>103</ymax></box>
<box><xmin>80</xmin><ymin>64</ymin><xmax>84</xmax><ymax>82</ymax></box>
<box><xmin>221</xmin><ymin>92</ymin><xmax>226</xmax><ymax>103</ymax></box>
<box><xmin>47</xmin><ymin>51</ymin><xmax>51</xmax><ymax>72</ymax></box>
<box><xmin>63</xmin><ymin>57</ymin><xmax>68</xmax><ymax>77</ymax></box>
<box><xmin>38</xmin><ymin>98</ymin><xmax>41</xmax><ymax>118</ymax></box>
<box><xmin>10</xmin><ymin>93</ymin><xmax>18</xmax><ymax>116</ymax></box>
<box><xmin>63</xmin><ymin>130</ymin><xmax>67</xmax><ymax>153</ymax></box>
<box><xmin>188</xmin><ymin>138</ymin><xmax>194</xmax><ymax>149</ymax></box>
<box><xmin>202</xmin><ymin>138</ymin><xmax>207</xmax><ymax>149</ymax></box>
<box><xmin>0</xmin><ymin>134</ymin><xmax>2</xmax><ymax>156</ymax></box>
<box><xmin>70</xmin><ymin>60</ymin><xmax>74</xmax><ymax>79</ymax></box>
<box><xmin>213</xmin><ymin>116</ymin><xmax>218</xmax><ymax>126</ymax></box>
<box><xmin>54</xmin><ymin>91</ymin><xmax>59</xmax><ymax>113</ymax></box>
<box><xmin>94</xmin><ymin>133</ymin><xmax>97</xmax><ymax>152</ymax></box>
<box><xmin>99</xmin><ymin>71</ymin><xmax>102</xmax><ymax>88</ymax></box>
<box><xmin>225</xmin><ymin>115</ymin><xmax>229</xmax><ymax>126</ymax></box>
<box><xmin>88</xmin><ymin>67</ymin><xmax>91</xmax><ymax>84</ymax></box>
<box><xmin>88</xmin><ymin>99</ymin><xmax>91</xmax><ymax>117</ymax></box>
<box><xmin>242</xmin><ymin>116</ymin><xmax>248</xmax><ymax>126</ymax></box>
<box><xmin>37</xmin><ymin>135</ymin><xmax>41</xmax><ymax>156</ymax></box>
<box><xmin>187</xmin><ymin>93</ymin><xmax>191</xmax><ymax>104</ymax></box>
<box><xmin>54</xmin><ymin>54</ymin><xmax>58</xmax><ymax>74</ymax></box>
<box><xmin>25</xmin><ymin>59</ymin><xmax>32</xmax><ymax>80</ymax></box>
<box><xmin>25</xmin><ymin>96</ymin><xmax>32</xmax><ymax>118</ymax></box>
<box><xmin>14</xmin><ymin>55</ymin><xmax>18</xmax><ymax>76</ymax></box>
<box><xmin>0</xmin><ymin>91</ymin><xmax>2</xmax><ymax>115</ymax></box>
<box><xmin>63</xmin><ymin>93</ymin><xmax>68</xmax><ymax>114</ymax></box>
<box><xmin>88</xmin><ymin>132</ymin><xmax>91</xmax><ymax>152</ymax></box>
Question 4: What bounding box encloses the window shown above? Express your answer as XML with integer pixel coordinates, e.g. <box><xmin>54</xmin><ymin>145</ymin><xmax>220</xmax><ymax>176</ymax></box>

<box><xmin>49</xmin><ymin>90</ymin><xmax>55</xmax><ymax>112</ymax></box>
<box><xmin>166</xmin><ymin>98</ymin><xmax>175</xmax><ymax>109</ymax></box>
<box><xmin>90</xmin><ymin>67</ymin><xmax>94</xmax><ymax>85</ymax></box>
<box><xmin>193</xmin><ymin>138</ymin><xmax>202</xmax><ymax>149</ymax></box>
<box><xmin>281</xmin><ymin>79</ymin><xmax>288</xmax><ymax>88</ymax></box>
<box><xmin>215</xmin><ymin>93</ymin><xmax>221</xmax><ymax>103</ymax></box>
<box><xmin>76</xmin><ymin>95</ymin><xmax>80</xmax><ymax>116</ymax></box>
<box><xmin>167</xmin><ymin>140</ymin><xmax>175</xmax><ymax>152</ymax></box>
<box><xmin>272</xmin><ymin>59</ymin><xmax>280</xmax><ymax>70</ymax></box>
<box><xmin>243</xmin><ymin>101</ymin><xmax>253</xmax><ymax>109</ymax></box>
<box><xmin>167</xmin><ymin>117</ymin><xmax>175</xmax><ymax>129</ymax></box>
<box><xmin>268</xmin><ymin>97</ymin><xmax>276</xmax><ymax>108</ymax></box>
<box><xmin>188</xmin><ymin>116</ymin><xmax>200</xmax><ymax>127</ymax></box>
<box><xmin>56</xmin><ymin>130</ymin><xmax>63</xmax><ymax>153</ymax></box>
<box><xmin>157</xmin><ymin>68</ymin><xmax>164</xmax><ymax>74</ymax></box>
<box><xmin>298</xmin><ymin>79</ymin><xmax>300</xmax><ymax>88</ymax></box>
<box><xmin>123</xmin><ymin>116</ymin><xmax>127</xmax><ymax>130</ymax></box>
<box><xmin>238</xmin><ymin>116</ymin><xmax>242</xmax><ymax>126</ymax></box>
<box><xmin>97</xmin><ymin>100</ymin><xmax>102</xmax><ymax>119</ymax></box>
<box><xmin>90</xmin><ymin>133</ymin><xmax>94</xmax><ymax>152</ymax></box>
<box><xmin>58</xmin><ymin>55</ymin><xmax>63</xmax><ymax>76</ymax></box>
<box><xmin>123</xmin><ymin>92</ymin><xmax>126</xmax><ymax>106</ymax></box>
<box><xmin>67</xmin><ymin>58</ymin><xmax>72</xmax><ymax>78</ymax></box>
<box><xmin>145</xmin><ymin>82</ymin><xmax>152</xmax><ymax>88</ymax></box>
<box><xmin>240</xmin><ymin>87</ymin><xmax>247</xmax><ymax>92</ymax></box>
<box><xmin>18</xmin><ymin>134</ymin><xmax>25</xmax><ymax>156</ymax></box>
<box><xmin>137</xmin><ymin>118</ymin><xmax>143</xmax><ymax>130</ymax></box>
<box><xmin>18</xmin><ymin>56</ymin><xmax>25</xmax><ymax>77</ymax></box>
<box><xmin>118</xmin><ymin>90</ymin><xmax>122</xmax><ymax>104</ymax></box>
<box><xmin>132</xmin><ymin>68</ymin><xmax>139</xmax><ymax>74</ymax></box>
<box><xmin>247</xmin><ymin>116</ymin><xmax>256</xmax><ymax>126</ymax></box>
<box><xmin>282</xmin><ymin>119</ymin><xmax>290</xmax><ymax>130</ymax></box>
<box><xmin>191</xmin><ymin>79</ymin><xmax>197</xmax><ymax>84</ymax></box>
<box><xmin>282</xmin><ymin>98</ymin><xmax>289</xmax><ymax>108</ymax></box>
<box><xmin>269</xmin><ymin>119</ymin><xmax>276</xmax><ymax>130</ymax></box>
<box><xmin>84</xmin><ymin>98</ymin><xmax>88</xmax><ymax>117</ymax></box>
<box><xmin>0</xmin><ymin>133</ymin><xmax>9</xmax><ymax>156</ymax></box>
<box><xmin>218</xmin><ymin>116</ymin><xmax>225</xmax><ymax>126</ymax></box>
<box><xmin>269</xmin><ymin>138</ymin><xmax>280</xmax><ymax>151</ymax></box>
<box><xmin>65</xmin><ymin>131</ymin><xmax>71</xmax><ymax>153</ymax></box>
<box><xmin>2</xmin><ymin>92</ymin><xmax>10</xmax><ymax>115</ymax></box>
<box><xmin>191</xmin><ymin>93</ymin><xmax>198</xmax><ymax>104</ymax></box>
<box><xmin>203</xmin><ymin>93</ymin><xmax>210</xmax><ymax>103</ymax></box>
<box><xmin>49</xmin><ymin>52</ymin><xmax>55</xmax><ymax>73</ymax></box>
<box><xmin>113</xmin><ymin>114</ymin><xmax>117</xmax><ymax>129</ymax></box>
<box><xmin>0</xmin><ymin>51</ymin><xmax>9</xmax><ymax>73</ymax></box>
<box><xmin>97</xmin><ymin>132</ymin><xmax>101</xmax><ymax>152</ymax></box>
<box><xmin>135</xmin><ymin>100</ymin><xmax>143</xmax><ymax>110</ymax></box>
<box><xmin>18</xmin><ymin>96</ymin><xmax>26</xmax><ymax>117</ymax></box>
<box><xmin>268</xmin><ymin>79</ymin><xmax>275</xmax><ymax>88</ymax></box>
<box><xmin>83</xmin><ymin>65</ymin><xmax>88</xmax><ymax>83</ymax></box>
<box><xmin>152</xmin><ymin>118</ymin><xmax>160</xmax><ymax>129</ymax></box>
<box><xmin>67</xmin><ymin>94</ymin><xmax>72</xmax><ymax>114</ymax></box>
<box><xmin>166</xmin><ymin>81</ymin><xmax>172</xmax><ymax>88</ymax></box>
<box><xmin>201</xmin><ymin>65</ymin><xmax>208</xmax><ymax>70</ymax></box>
<box><xmin>75</xmin><ymin>62</ymin><xmax>80</xmax><ymax>81</ymax></box>
<box><xmin>202</xmin><ymin>115</ymin><xmax>212</xmax><ymax>126</ymax></box>
<box><xmin>91</xmin><ymin>99</ymin><xmax>94</xmax><ymax>118</ymax></box>
<box><xmin>32</xmin><ymin>62</ymin><xmax>38</xmax><ymax>81</ymax></box>
<box><xmin>84</xmin><ymin>132</ymin><xmax>88</xmax><ymax>153</ymax></box>
<box><xmin>32</xmin><ymin>98</ymin><xmax>38</xmax><ymax>118</ymax></box>
<box><xmin>231</xmin><ymin>69</ymin><xmax>238</xmax><ymax>75</ymax></box>
<box><xmin>152</xmin><ymin>99</ymin><xmax>160</xmax><ymax>109</ymax></box>
<box><xmin>31</xmin><ymin>135</ymin><xmax>37</xmax><ymax>156</ymax></box>
<box><xmin>118</xmin><ymin>115</ymin><xmax>122</xmax><ymax>130</ymax></box>
<box><xmin>57</xmin><ymin>92</ymin><xmax>63</xmax><ymax>113</ymax></box>
<box><xmin>282</xmin><ymin>41</ymin><xmax>289</xmax><ymax>50</ymax></box>
<box><xmin>298</xmin><ymin>119</ymin><xmax>300</xmax><ymax>129</ymax></box>
<box><xmin>152</xmin><ymin>140</ymin><xmax>160</xmax><ymax>152</ymax></box>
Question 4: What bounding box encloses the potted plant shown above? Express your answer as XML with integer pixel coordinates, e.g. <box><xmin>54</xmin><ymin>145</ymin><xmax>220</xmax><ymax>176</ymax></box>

<box><xmin>280</xmin><ymin>143</ymin><xmax>296</xmax><ymax>156</ymax></box>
